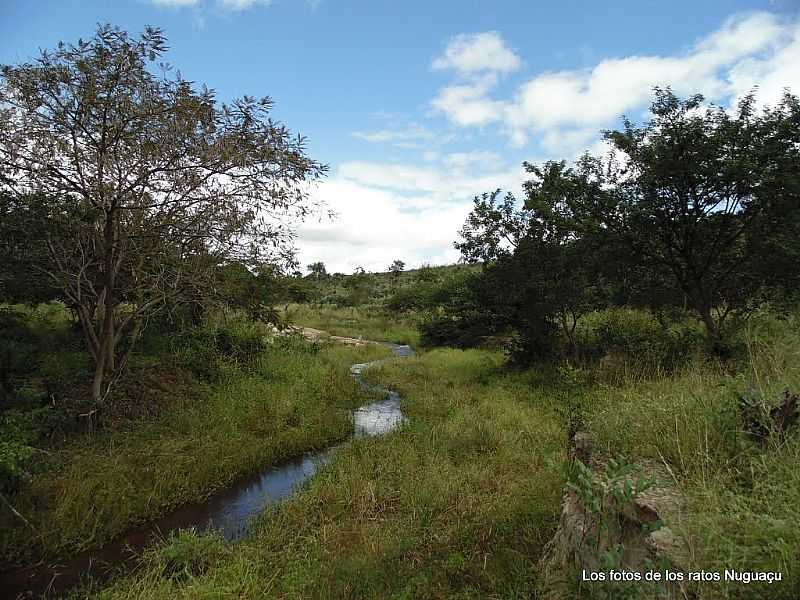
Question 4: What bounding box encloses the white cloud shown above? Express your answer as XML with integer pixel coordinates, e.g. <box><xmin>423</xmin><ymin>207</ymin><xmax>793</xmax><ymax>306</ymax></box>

<box><xmin>300</xmin><ymin>11</ymin><xmax>800</xmax><ymax>272</ymax></box>
<box><xmin>151</xmin><ymin>0</ymin><xmax>200</xmax><ymax>6</ymax></box>
<box><xmin>442</xmin><ymin>150</ymin><xmax>502</xmax><ymax>171</ymax></box>
<box><xmin>352</xmin><ymin>125</ymin><xmax>435</xmax><ymax>144</ymax></box>
<box><xmin>431</xmin><ymin>74</ymin><xmax>505</xmax><ymax>126</ymax></box>
<box><xmin>218</xmin><ymin>0</ymin><xmax>272</xmax><ymax>10</ymax></box>
<box><xmin>296</xmin><ymin>161</ymin><xmax>527</xmax><ymax>272</ymax></box>
<box><xmin>432</xmin><ymin>31</ymin><xmax>522</xmax><ymax>75</ymax></box>
<box><xmin>432</xmin><ymin>12</ymin><xmax>800</xmax><ymax>154</ymax></box>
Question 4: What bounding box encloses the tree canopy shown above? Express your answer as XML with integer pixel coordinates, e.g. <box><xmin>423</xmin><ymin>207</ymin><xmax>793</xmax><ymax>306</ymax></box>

<box><xmin>0</xmin><ymin>25</ymin><xmax>326</xmax><ymax>402</ymax></box>
<box><xmin>449</xmin><ymin>88</ymin><xmax>800</xmax><ymax>360</ymax></box>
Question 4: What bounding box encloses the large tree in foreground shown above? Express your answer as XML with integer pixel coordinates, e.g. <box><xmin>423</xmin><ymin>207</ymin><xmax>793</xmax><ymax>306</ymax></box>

<box><xmin>0</xmin><ymin>25</ymin><xmax>326</xmax><ymax>403</ymax></box>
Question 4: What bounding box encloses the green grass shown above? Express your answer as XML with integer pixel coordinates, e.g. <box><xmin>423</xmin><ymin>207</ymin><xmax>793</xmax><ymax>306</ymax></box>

<box><xmin>580</xmin><ymin>311</ymin><xmax>800</xmax><ymax>599</ymax></box>
<box><xmin>287</xmin><ymin>304</ymin><xmax>420</xmax><ymax>346</ymax></box>
<box><xmin>93</xmin><ymin>310</ymin><xmax>800</xmax><ymax>600</ymax></box>
<box><xmin>5</xmin><ymin>303</ymin><xmax>799</xmax><ymax>599</ymax></box>
<box><xmin>0</xmin><ymin>339</ymin><xmax>392</xmax><ymax>565</ymax></box>
<box><xmin>93</xmin><ymin>348</ymin><xmax>567</xmax><ymax>599</ymax></box>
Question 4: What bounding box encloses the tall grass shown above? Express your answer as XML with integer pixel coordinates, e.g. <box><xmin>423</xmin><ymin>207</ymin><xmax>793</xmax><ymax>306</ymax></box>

<box><xmin>94</xmin><ymin>348</ymin><xmax>566</xmax><ymax>599</ymax></box>
<box><xmin>287</xmin><ymin>304</ymin><xmax>420</xmax><ymax>346</ymax></box>
<box><xmin>6</xmin><ymin>304</ymin><xmax>799</xmax><ymax>599</ymax></box>
<box><xmin>582</xmin><ymin>311</ymin><xmax>800</xmax><ymax>598</ymax></box>
<box><xmin>0</xmin><ymin>337</ymin><xmax>391</xmax><ymax>565</ymax></box>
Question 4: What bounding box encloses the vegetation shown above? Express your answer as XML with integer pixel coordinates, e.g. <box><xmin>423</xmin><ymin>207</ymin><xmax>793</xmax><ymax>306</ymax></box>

<box><xmin>0</xmin><ymin>22</ymin><xmax>798</xmax><ymax>600</ymax></box>
<box><xmin>60</xmin><ymin>311</ymin><xmax>800</xmax><ymax>599</ymax></box>
<box><xmin>443</xmin><ymin>89</ymin><xmax>800</xmax><ymax>360</ymax></box>
<box><xmin>0</xmin><ymin>25</ymin><xmax>325</xmax><ymax>404</ymax></box>
<box><xmin>0</xmin><ymin>302</ymin><xmax>390</xmax><ymax>564</ymax></box>
<box><xmin>92</xmin><ymin>347</ymin><xmax>567</xmax><ymax>599</ymax></box>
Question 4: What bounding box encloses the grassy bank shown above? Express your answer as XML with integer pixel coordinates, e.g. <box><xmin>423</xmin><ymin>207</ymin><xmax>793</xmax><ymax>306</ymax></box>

<box><xmin>93</xmin><ymin>310</ymin><xmax>800</xmax><ymax>599</ymax></box>
<box><xmin>0</xmin><ymin>312</ymin><xmax>391</xmax><ymax>566</ymax></box>
<box><xmin>287</xmin><ymin>304</ymin><xmax>420</xmax><ymax>346</ymax></box>
<box><xmin>94</xmin><ymin>348</ymin><xmax>567</xmax><ymax>599</ymax></box>
<box><xmin>580</xmin><ymin>312</ymin><xmax>800</xmax><ymax>599</ymax></box>
<box><xmin>4</xmin><ymin>303</ymin><xmax>798</xmax><ymax>599</ymax></box>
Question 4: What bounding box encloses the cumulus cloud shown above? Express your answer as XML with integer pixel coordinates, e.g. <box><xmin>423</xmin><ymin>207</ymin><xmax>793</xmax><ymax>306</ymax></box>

<box><xmin>432</xmin><ymin>12</ymin><xmax>800</xmax><ymax>153</ymax></box>
<box><xmin>430</xmin><ymin>74</ymin><xmax>506</xmax><ymax>126</ymax></box>
<box><xmin>296</xmin><ymin>161</ymin><xmax>527</xmax><ymax>272</ymax></box>
<box><xmin>432</xmin><ymin>31</ymin><xmax>522</xmax><ymax>75</ymax></box>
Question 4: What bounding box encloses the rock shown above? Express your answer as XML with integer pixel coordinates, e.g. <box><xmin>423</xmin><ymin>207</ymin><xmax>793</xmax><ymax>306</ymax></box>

<box><xmin>538</xmin><ymin>442</ymin><xmax>690</xmax><ymax>599</ymax></box>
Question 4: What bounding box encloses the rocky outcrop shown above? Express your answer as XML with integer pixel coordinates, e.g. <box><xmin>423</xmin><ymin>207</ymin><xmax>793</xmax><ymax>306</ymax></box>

<box><xmin>538</xmin><ymin>433</ymin><xmax>689</xmax><ymax>599</ymax></box>
<box><xmin>282</xmin><ymin>326</ymin><xmax>378</xmax><ymax>347</ymax></box>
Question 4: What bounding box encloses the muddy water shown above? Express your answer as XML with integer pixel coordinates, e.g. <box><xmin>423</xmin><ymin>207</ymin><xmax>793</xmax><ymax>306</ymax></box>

<box><xmin>1</xmin><ymin>343</ymin><xmax>412</xmax><ymax>599</ymax></box>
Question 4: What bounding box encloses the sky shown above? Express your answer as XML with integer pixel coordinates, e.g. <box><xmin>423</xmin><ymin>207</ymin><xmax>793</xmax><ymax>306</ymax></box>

<box><xmin>1</xmin><ymin>0</ymin><xmax>799</xmax><ymax>274</ymax></box>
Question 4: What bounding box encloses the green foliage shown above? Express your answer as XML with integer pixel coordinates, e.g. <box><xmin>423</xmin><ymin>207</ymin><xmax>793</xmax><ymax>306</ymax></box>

<box><xmin>0</xmin><ymin>330</ymin><xmax>387</xmax><ymax>564</ymax></box>
<box><xmin>419</xmin><ymin>315</ymin><xmax>492</xmax><ymax>349</ymax></box>
<box><xmin>156</xmin><ymin>529</ymin><xmax>228</xmax><ymax>581</ymax></box>
<box><xmin>579</xmin><ymin>308</ymin><xmax>707</xmax><ymax>372</ymax></box>
<box><xmin>96</xmin><ymin>346</ymin><xmax>566</xmax><ymax>600</ymax></box>
<box><xmin>444</xmin><ymin>89</ymin><xmax>800</xmax><ymax>364</ymax></box>
<box><xmin>170</xmin><ymin>319</ymin><xmax>269</xmax><ymax>381</ymax></box>
<box><xmin>1</xmin><ymin>24</ymin><xmax>326</xmax><ymax>403</ymax></box>
<box><xmin>0</xmin><ymin>411</ymin><xmax>35</xmax><ymax>492</ymax></box>
<box><xmin>306</xmin><ymin>261</ymin><xmax>328</xmax><ymax>280</ymax></box>
<box><xmin>288</xmin><ymin>304</ymin><xmax>420</xmax><ymax>345</ymax></box>
<box><xmin>582</xmin><ymin>310</ymin><xmax>800</xmax><ymax>598</ymax></box>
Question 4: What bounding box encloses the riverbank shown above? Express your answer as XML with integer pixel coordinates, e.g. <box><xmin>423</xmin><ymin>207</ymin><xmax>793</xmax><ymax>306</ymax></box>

<box><xmin>92</xmin><ymin>347</ymin><xmax>567</xmax><ymax>599</ymax></box>
<box><xmin>4</xmin><ymin>306</ymin><xmax>799</xmax><ymax>599</ymax></box>
<box><xmin>0</xmin><ymin>322</ymin><xmax>391</xmax><ymax>569</ymax></box>
<box><xmin>96</xmin><ymin>313</ymin><xmax>800</xmax><ymax>599</ymax></box>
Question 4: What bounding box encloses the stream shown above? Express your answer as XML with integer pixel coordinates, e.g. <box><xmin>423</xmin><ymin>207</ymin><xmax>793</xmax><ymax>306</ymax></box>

<box><xmin>1</xmin><ymin>342</ymin><xmax>413</xmax><ymax>599</ymax></box>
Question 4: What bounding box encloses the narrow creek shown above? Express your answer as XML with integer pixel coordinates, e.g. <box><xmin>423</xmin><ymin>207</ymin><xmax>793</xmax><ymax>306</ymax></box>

<box><xmin>1</xmin><ymin>342</ymin><xmax>413</xmax><ymax>599</ymax></box>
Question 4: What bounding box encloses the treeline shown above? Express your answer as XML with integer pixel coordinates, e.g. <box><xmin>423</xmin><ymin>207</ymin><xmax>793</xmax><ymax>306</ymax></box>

<box><xmin>423</xmin><ymin>89</ymin><xmax>800</xmax><ymax>363</ymax></box>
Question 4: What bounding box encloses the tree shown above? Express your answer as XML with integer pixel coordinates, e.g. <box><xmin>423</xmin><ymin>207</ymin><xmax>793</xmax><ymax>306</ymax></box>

<box><xmin>599</xmin><ymin>88</ymin><xmax>800</xmax><ymax>346</ymax></box>
<box><xmin>389</xmin><ymin>259</ymin><xmax>405</xmax><ymax>278</ymax></box>
<box><xmin>455</xmin><ymin>189</ymin><xmax>529</xmax><ymax>263</ymax></box>
<box><xmin>306</xmin><ymin>261</ymin><xmax>328</xmax><ymax>280</ymax></box>
<box><xmin>520</xmin><ymin>158</ymin><xmax>612</xmax><ymax>357</ymax></box>
<box><xmin>0</xmin><ymin>192</ymin><xmax>62</xmax><ymax>304</ymax></box>
<box><xmin>0</xmin><ymin>25</ymin><xmax>326</xmax><ymax>403</ymax></box>
<box><xmin>216</xmin><ymin>262</ymin><xmax>288</xmax><ymax>324</ymax></box>
<box><xmin>342</xmin><ymin>267</ymin><xmax>373</xmax><ymax>306</ymax></box>
<box><xmin>453</xmin><ymin>160</ymin><xmax>610</xmax><ymax>359</ymax></box>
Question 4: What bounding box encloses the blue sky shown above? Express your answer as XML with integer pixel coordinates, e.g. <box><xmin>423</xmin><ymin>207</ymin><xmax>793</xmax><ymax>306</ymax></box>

<box><xmin>1</xmin><ymin>0</ymin><xmax>798</xmax><ymax>273</ymax></box>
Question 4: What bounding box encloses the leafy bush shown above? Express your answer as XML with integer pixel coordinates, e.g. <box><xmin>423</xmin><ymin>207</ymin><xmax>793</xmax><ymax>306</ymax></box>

<box><xmin>578</xmin><ymin>309</ymin><xmax>706</xmax><ymax>372</ymax></box>
<box><xmin>171</xmin><ymin>320</ymin><xmax>269</xmax><ymax>380</ymax></box>
<box><xmin>385</xmin><ymin>286</ymin><xmax>431</xmax><ymax>312</ymax></box>
<box><xmin>419</xmin><ymin>315</ymin><xmax>493</xmax><ymax>348</ymax></box>
<box><xmin>0</xmin><ymin>411</ymin><xmax>34</xmax><ymax>492</ymax></box>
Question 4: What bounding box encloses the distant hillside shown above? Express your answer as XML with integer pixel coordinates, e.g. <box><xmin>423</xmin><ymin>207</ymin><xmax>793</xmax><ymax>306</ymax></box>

<box><xmin>307</xmin><ymin>263</ymin><xmax>481</xmax><ymax>308</ymax></box>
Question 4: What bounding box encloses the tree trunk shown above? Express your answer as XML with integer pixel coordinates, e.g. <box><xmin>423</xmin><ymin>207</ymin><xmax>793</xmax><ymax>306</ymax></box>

<box><xmin>91</xmin><ymin>208</ymin><xmax>118</xmax><ymax>404</ymax></box>
<box><xmin>698</xmin><ymin>303</ymin><xmax>725</xmax><ymax>354</ymax></box>
<box><xmin>91</xmin><ymin>344</ymin><xmax>107</xmax><ymax>404</ymax></box>
<box><xmin>560</xmin><ymin>311</ymin><xmax>578</xmax><ymax>360</ymax></box>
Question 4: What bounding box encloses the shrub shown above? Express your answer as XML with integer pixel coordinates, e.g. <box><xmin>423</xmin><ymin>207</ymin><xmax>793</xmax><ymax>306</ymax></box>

<box><xmin>419</xmin><ymin>315</ymin><xmax>492</xmax><ymax>349</ymax></box>
<box><xmin>578</xmin><ymin>308</ymin><xmax>705</xmax><ymax>372</ymax></box>
<box><xmin>157</xmin><ymin>529</ymin><xmax>228</xmax><ymax>581</ymax></box>
<box><xmin>171</xmin><ymin>320</ymin><xmax>269</xmax><ymax>380</ymax></box>
<box><xmin>0</xmin><ymin>412</ymin><xmax>34</xmax><ymax>492</ymax></box>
